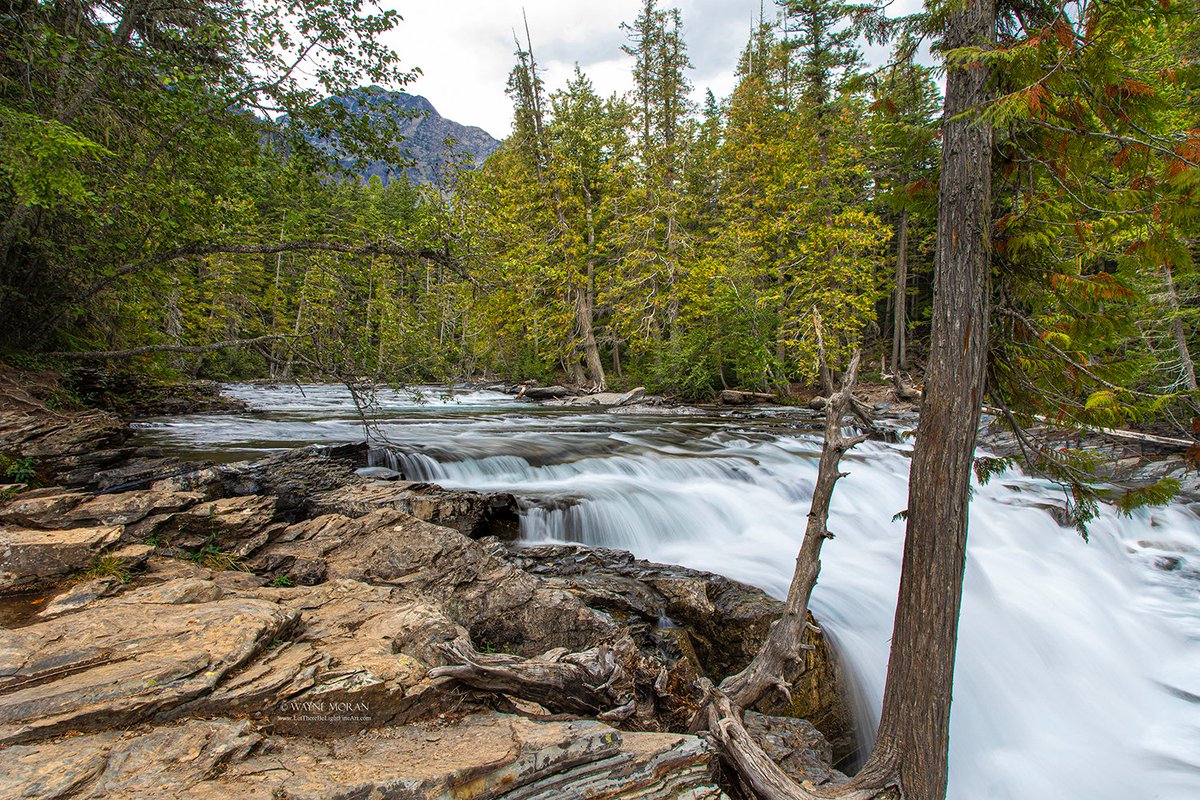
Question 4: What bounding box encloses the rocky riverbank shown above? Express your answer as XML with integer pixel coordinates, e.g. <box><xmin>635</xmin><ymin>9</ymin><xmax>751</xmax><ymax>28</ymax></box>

<box><xmin>0</xmin><ymin>393</ymin><xmax>852</xmax><ymax>798</ymax></box>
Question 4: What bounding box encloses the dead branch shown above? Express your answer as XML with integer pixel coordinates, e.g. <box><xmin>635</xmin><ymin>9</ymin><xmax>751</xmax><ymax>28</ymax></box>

<box><xmin>427</xmin><ymin>638</ymin><xmax>637</xmax><ymax>720</ymax></box>
<box><xmin>47</xmin><ymin>333</ymin><xmax>296</xmax><ymax>360</ymax></box>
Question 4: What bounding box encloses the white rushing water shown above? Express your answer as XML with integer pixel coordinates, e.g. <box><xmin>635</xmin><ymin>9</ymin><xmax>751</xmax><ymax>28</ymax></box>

<box><xmin>138</xmin><ymin>383</ymin><xmax>1200</xmax><ymax>800</ymax></box>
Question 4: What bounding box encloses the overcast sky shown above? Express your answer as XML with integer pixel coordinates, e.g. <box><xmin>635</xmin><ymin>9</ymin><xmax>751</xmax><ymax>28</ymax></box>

<box><xmin>380</xmin><ymin>1</ymin><xmax>928</xmax><ymax>140</ymax></box>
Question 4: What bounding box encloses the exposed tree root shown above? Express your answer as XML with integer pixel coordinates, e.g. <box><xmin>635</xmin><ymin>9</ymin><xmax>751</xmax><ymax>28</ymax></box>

<box><xmin>699</xmin><ymin>680</ymin><xmax>898</xmax><ymax>800</ymax></box>
<box><xmin>428</xmin><ymin>637</ymin><xmax>640</xmax><ymax>721</ymax></box>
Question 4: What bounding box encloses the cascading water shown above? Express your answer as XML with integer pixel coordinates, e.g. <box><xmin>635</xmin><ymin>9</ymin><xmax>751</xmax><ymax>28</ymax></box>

<box><xmin>137</xmin><ymin>383</ymin><xmax>1200</xmax><ymax>800</ymax></box>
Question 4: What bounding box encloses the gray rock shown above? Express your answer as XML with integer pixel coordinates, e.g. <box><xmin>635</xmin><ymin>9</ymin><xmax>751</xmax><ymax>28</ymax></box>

<box><xmin>744</xmin><ymin>711</ymin><xmax>839</xmax><ymax>786</ymax></box>
<box><xmin>355</xmin><ymin>465</ymin><xmax>403</xmax><ymax>480</ymax></box>
<box><xmin>308</xmin><ymin>480</ymin><xmax>519</xmax><ymax>539</ymax></box>
<box><xmin>253</xmin><ymin>509</ymin><xmax>619</xmax><ymax>656</ymax></box>
<box><xmin>503</xmin><ymin>543</ymin><xmax>854</xmax><ymax>761</ymax></box>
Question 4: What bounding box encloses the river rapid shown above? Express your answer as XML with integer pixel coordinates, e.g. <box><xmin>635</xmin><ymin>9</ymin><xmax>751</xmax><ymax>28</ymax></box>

<box><xmin>134</xmin><ymin>383</ymin><xmax>1200</xmax><ymax>800</ymax></box>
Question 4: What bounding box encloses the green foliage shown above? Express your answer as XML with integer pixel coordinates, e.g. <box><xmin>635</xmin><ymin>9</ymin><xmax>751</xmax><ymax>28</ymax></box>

<box><xmin>0</xmin><ymin>110</ymin><xmax>111</xmax><ymax>209</ymax></box>
<box><xmin>79</xmin><ymin>554</ymin><xmax>133</xmax><ymax>584</ymax></box>
<box><xmin>0</xmin><ymin>0</ymin><xmax>413</xmax><ymax>352</ymax></box>
<box><xmin>1115</xmin><ymin>477</ymin><xmax>1183</xmax><ymax>517</ymax></box>
<box><xmin>1</xmin><ymin>454</ymin><xmax>37</xmax><ymax>484</ymax></box>
<box><xmin>973</xmin><ymin>456</ymin><xmax>1015</xmax><ymax>485</ymax></box>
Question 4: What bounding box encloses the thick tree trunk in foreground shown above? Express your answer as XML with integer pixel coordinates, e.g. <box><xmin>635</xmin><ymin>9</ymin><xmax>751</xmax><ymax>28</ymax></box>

<box><xmin>858</xmin><ymin>4</ymin><xmax>995</xmax><ymax>799</ymax></box>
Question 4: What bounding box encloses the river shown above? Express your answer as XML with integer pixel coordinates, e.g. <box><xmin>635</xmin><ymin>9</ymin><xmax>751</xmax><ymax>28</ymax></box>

<box><xmin>133</xmin><ymin>383</ymin><xmax>1200</xmax><ymax>800</ymax></box>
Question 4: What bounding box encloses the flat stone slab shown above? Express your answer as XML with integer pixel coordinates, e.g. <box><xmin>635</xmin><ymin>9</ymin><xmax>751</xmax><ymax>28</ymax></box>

<box><xmin>0</xmin><ymin>713</ymin><xmax>729</xmax><ymax>800</ymax></box>
<box><xmin>0</xmin><ymin>525</ymin><xmax>122</xmax><ymax>592</ymax></box>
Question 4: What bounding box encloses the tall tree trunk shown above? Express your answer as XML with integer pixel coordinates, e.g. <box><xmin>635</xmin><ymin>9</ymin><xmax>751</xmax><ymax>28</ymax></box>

<box><xmin>860</xmin><ymin>4</ymin><xmax>995</xmax><ymax>800</ymax></box>
<box><xmin>1161</xmin><ymin>261</ymin><xmax>1198</xmax><ymax>392</ymax></box>
<box><xmin>579</xmin><ymin>192</ymin><xmax>606</xmax><ymax>388</ymax></box>
<box><xmin>891</xmin><ymin>209</ymin><xmax>909</xmax><ymax>373</ymax></box>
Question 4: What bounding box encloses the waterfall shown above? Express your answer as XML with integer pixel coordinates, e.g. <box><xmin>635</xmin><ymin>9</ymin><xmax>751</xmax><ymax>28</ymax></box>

<box><xmin>139</xmin><ymin>383</ymin><xmax>1200</xmax><ymax>800</ymax></box>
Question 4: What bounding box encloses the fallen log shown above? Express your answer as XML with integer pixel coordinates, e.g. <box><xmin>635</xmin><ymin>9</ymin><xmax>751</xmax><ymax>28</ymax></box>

<box><xmin>719</xmin><ymin>390</ymin><xmax>777</xmax><ymax>406</ymax></box>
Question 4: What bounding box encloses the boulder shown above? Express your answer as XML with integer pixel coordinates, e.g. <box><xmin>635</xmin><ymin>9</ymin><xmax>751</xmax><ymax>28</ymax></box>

<box><xmin>126</xmin><ymin>494</ymin><xmax>283</xmax><ymax>556</ymax></box>
<box><xmin>502</xmin><ymin>543</ymin><xmax>854</xmax><ymax>760</ymax></box>
<box><xmin>253</xmin><ymin>509</ymin><xmax>619</xmax><ymax>656</ymax></box>
<box><xmin>0</xmin><ymin>489</ymin><xmax>91</xmax><ymax>528</ymax></box>
<box><xmin>0</xmin><ymin>409</ymin><xmax>129</xmax><ymax>487</ymax></box>
<box><xmin>0</xmin><ymin>573</ymin><xmax>479</xmax><ymax>746</ymax></box>
<box><xmin>744</xmin><ymin>711</ymin><xmax>841</xmax><ymax>786</ymax></box>
<box><xmin>36</xmin><ymin>577</ymin><xmax>124</xmax><ymax>618</ymax></box>
<box><xmin>1</xmin><ymin>489</ymin><xmax>202</xmax><ymax>530</ymax></box>
<box><xmin>0</xmin><ymin>525</ymin><xmax>122</xmax><ymax>593</ymax></box>
<box><xmin>0</xmin><ymin>583</ymin><xmax>299</xmax><ymax>744</ymax></box>
<box><xmin>308</xmin><ymin>480</ymin><xmax>520</xmax><ymax>538</ymax></box>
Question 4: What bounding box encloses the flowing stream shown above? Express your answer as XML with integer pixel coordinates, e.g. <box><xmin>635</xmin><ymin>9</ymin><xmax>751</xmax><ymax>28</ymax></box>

<box><xmin>135</xmin><ymin>383</ymin><xmax>1200</xmax><ymax>800</ymax></box>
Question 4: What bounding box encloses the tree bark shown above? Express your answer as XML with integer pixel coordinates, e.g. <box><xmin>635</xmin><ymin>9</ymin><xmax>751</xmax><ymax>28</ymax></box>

<box><xmin>1161</xmin><ymin>261</ymin><xmax>1198</xmax><ymax>392</ymax></box>
<box><xmin>891</xmin><ymin>209</ymin><xmax>909</xmax><ymax>374</ymax></box>
<box><xmin>580</xmin><ymin>190</ymin><xmax>607</xmax><ymax>388</ymax></box>
<box><xmin>858</xmin><ymin>5</ymin><xmax>995</xmax><ymax>800</ymax></box>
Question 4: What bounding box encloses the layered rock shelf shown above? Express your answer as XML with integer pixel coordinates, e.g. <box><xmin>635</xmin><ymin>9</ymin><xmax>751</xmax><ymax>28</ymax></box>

<box><xmin>0</xmin><ymin>398</ymin><xmax>851</xmax><ymax>798</ymax></box>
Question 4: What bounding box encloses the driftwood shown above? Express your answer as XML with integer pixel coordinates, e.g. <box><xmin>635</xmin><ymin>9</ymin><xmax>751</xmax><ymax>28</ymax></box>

<box><xmin>719</xmin><ymin>389</ymin><xmax>777</xmax><ymax>406</ymax></box>
<box><xmin>428</xmin><ymin>637</ymin><xmax>638</xmax><ymax>722</ymax></box>
<box><xmin>519</xmin><ymin>385</ymin><xmax>583</xmax><ymax>400</ymax></box>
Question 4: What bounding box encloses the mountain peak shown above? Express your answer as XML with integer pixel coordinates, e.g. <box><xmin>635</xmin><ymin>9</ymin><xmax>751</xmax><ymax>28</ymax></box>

<box><xmin>312</xmin><ymin>89</ymin><xmax>500</xmax><ymax>187</ymax></box>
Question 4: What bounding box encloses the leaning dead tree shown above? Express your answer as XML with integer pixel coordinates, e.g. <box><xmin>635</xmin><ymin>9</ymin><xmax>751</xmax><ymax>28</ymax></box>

<box><xmin>694</xmin><ymin>349</ymin><xmax>893</xmax><ymax>800</ymax></box>
<box><xmin>714</xmin><ymin>350</ymin><xmax>866</xmax><ymax>713</ymax></box>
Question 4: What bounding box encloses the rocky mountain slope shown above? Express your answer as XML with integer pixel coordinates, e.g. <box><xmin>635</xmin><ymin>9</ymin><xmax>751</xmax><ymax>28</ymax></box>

<box><xmin>307</xmin><ymin>88</ymin><xmax>500</xmax><ymax>187</ymax></box>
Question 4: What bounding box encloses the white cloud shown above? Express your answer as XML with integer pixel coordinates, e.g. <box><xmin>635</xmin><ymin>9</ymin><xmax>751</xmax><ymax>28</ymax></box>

<box><xmin>380</xmin><ymin>0</ymin><xmax>931</xmax><ymax>139</ymax></box>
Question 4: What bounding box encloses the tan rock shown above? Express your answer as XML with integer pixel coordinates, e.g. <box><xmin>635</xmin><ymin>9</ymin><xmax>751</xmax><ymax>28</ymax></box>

<box><xmin>0</xmin><ymin>525</ymin><xmax>122</xmax><ymax>593</ymax></box>
<box><xmin>0</xmin><ymin>585</ymin><xmax>297</xmax><ymax>744</ymax></box>
<box><xmin>263</xmin><ymin>509</ymin><xmax>620</xmax><ymax>655</ymax></box>
<box><xmin>0</xmin><ymin>714</ymin><xmax>728</xmax><ymax>800</ymax></box>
